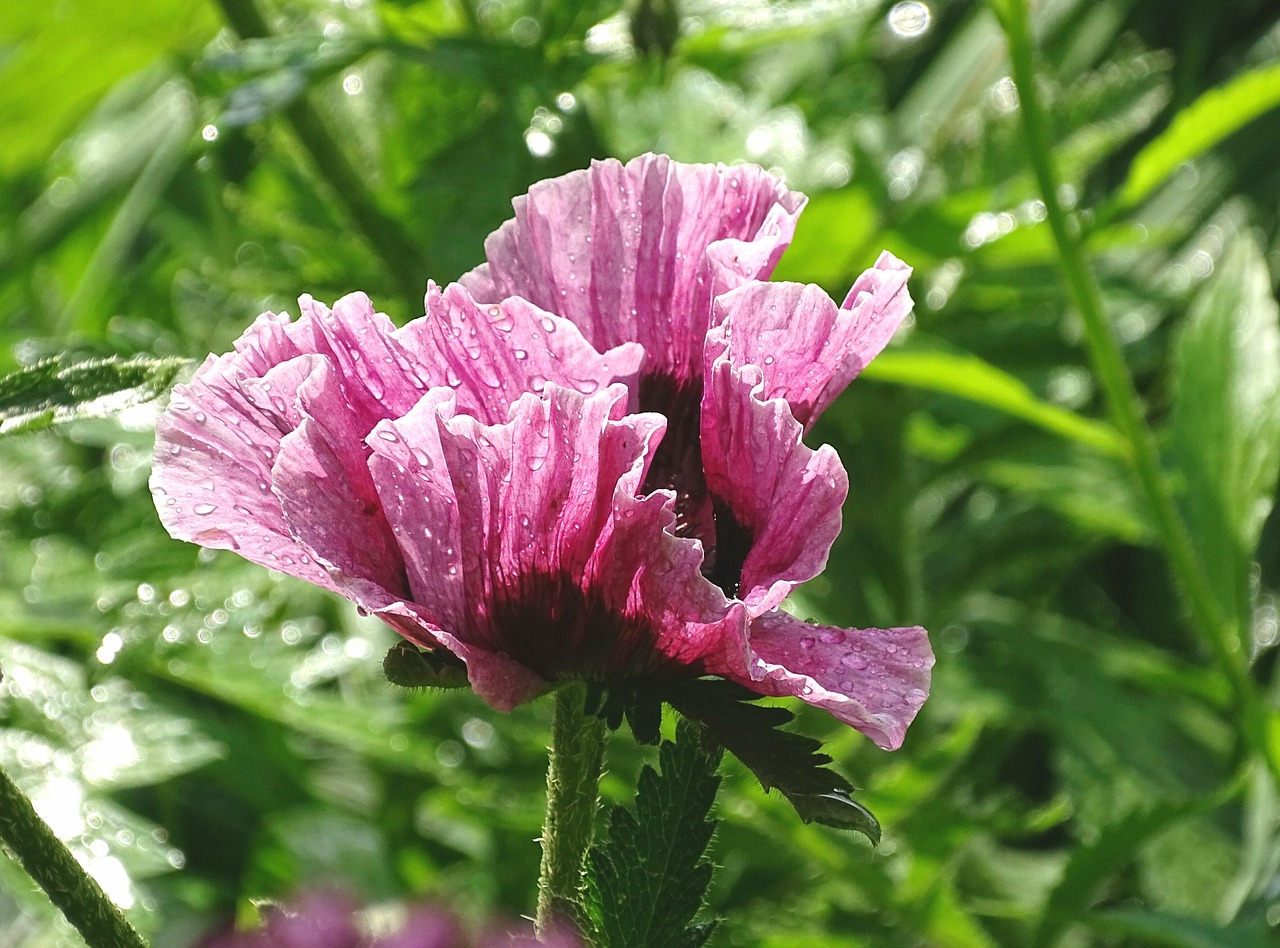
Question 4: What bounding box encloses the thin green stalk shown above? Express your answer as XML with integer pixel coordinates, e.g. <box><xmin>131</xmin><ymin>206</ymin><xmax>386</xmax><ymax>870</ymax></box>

<box><xmin>535</xmin><ymin>684</ymin><xmax>606</xmax><ymax>939</ymax></box>
<box><xmin>991</xmin><ymin>0</ymin><xmax>1277</xmax><ymax>777</ymax></box>
<box><xmin>213</xmin><ymin>0</ymin><xmax>427</xmax><ymax>318</ymax></box>
<box><xmin>0</xmin><ymin>764</ymin><xmax>147</xmax><ymax>948</ymax></box>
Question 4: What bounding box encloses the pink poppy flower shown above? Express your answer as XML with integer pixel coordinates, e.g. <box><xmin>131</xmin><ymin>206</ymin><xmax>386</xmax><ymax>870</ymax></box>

<box><xmin>151</xmin><ymin>155</ymin><xmax>931</xmax><ymax>751</ymax></box>
<box><xmin>460</xmin><ymin>154</ymin><xmax>931</xmax><ymax>747</ymax></box>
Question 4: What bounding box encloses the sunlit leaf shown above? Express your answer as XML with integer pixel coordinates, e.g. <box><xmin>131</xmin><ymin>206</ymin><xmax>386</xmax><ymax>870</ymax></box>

<box><xmin>0</xmin><ymin>355</ymin><xmax>187</xmax><ymax>437</ymax></box>
<box><xmin>1120</xmin><ymin>61</ymin><xmax>1280</xmax><ymax>207</ymax></box>
<box><xmin>1167</xmin><ymin>232</ymin><xmax>1280</xmax><ymax>639</ymax></box>
<box><xmin>863</xmin><ymin>345</ymin><xmax>1129</xmax><ymax>458</ymax></box>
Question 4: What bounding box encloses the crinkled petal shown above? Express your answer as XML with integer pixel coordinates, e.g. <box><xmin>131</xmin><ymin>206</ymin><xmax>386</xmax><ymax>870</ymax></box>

<box><xmin>461</xmin><ymin>154</ymin><xmax>805</xmax><ymax>385</ymax></box>
<box><xmin>152</xmin><ymin>294</ymin><xmax>437</xmax><ymax>589</ymax></box>
<box><xmin>271</xmin><ymin>360</ymin><xmax>409</xmax><ymax>596</ymax></box>
<box><xmin>307</xmin><ymin>383</ymin><xmax>748</xmax><ymax>708</ymax></box>
<box><xmin>151</xmin><ymin>326</ymin><xmax>335</xmax><ymax>591</ymax></box>
<box><xmin>706</xmin><ymin>252</ymin><xmax>913</xmax><ymax>428</ymax></box>
<box><xmin>720</xmin><ymin>611</ymin><xmax>933</xmax><ymax>750</ymax></box>
<box><xmin>295</xmin><ymin>292</ymin><xmax>431</xmax><ymax>424</ymax></box>
<box><xmin>700</xmin><ymin>359</ymin><xmax>847</xmax><ymax>615</ymax></box>
<box><xmin>395</xmin><ymin>282</ymin><xmax>643</xmax><ymax>425</ymax></box>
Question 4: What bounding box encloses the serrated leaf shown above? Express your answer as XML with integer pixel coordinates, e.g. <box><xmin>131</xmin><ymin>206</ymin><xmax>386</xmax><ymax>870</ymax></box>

<box><xmin>0</xmin><ymin>355</ymin><xmax>187</xmax><ymax>437</ymax></box>
<box><xmin>580</xmin><ymin>720</ymin><xmax>722</xmax><ymax>948</ymax></box>
<box><xmin>1120</xmin><ymin>61</ymin><xmax>1280</xmax><ymax>207</ymax></box>
<box><xmin>663</xmin><ymin>679</ymin><xmax>881</xmax><ymax>843</ymax></box>
<box><xmin>1167</xmin><ymin>232</ymin><xmax>1280</xmax><ymax>640</ymax></box>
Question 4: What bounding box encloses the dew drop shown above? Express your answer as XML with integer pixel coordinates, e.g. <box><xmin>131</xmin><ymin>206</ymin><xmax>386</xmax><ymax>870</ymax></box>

<box><xmin>800</xmin><ymin>636</ymin><xmax>816</xmax><ymax>650</ymax></box>
<box><xmin>839</xmin><ymin>680</ymin><xmax>854</xmax><ymax>691</ymax></box>
<box><xmin>377</xmin><ymin>429</ymin><xmax>399</xmax><ymax>442</ymax></box>
<box><xmin>193</xmin><ymin>503</ymin><xmax>216</xmax><ymax>515</ymax></box>
<box><xmin>541</xmin><ymin>317</ymin><xmax>557</xmax><ymax>332</ymax></box>
<box><xmin>820</xmin><ymin>629</ymin><xmax>844</xmax><ymax>645</ymax></box>
<box><xmin>514</xmin><ymin>349</ymin><xmax>528</xmax><ymax>361</ymax></box>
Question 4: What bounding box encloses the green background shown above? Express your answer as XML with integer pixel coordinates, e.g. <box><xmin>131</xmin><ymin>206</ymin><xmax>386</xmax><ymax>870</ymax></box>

<box><xmin>2</xmin><ymin>0</ymin><xmax>1280</xmax><ymax>944</ymax></box>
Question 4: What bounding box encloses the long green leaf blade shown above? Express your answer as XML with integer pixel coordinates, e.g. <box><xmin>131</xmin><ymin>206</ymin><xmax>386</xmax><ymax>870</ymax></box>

<box><xmin>0</xmin><ymin>354</ymin><xmax>187</xmax><ymax>437</ymax></box>
<box><xmin>1167</xmin><ymin>232</ymin><xmax>1280</xmax><ymax>642</ymax></box>
<box><xmin>1120</xmin><ymin>61</ymin><xmax>1280</xmax><ymax>207</ymax></box>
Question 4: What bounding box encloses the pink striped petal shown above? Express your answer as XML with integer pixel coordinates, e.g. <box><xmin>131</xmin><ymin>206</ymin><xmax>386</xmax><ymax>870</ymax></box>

<box><xmin>281</xmin><ymin>382</ymin><xmax>746</xmax><ymax>710</ymax></box>
<box><xmin>718</xmin><ymin>611</ymin><xmax>933</xmax><ymax>750</ymax></box>
<box><xmin>461</xmin><ymin>154</ymin><xmax>805</xmax><ymax>385</ymax></box>
<box><xmin>700</xmin><ymin>359</ymin><xmax>847</xmax><ymax>615</ymax></box>
<box><xmin>397</xmin><ymin>282</ymin><xmax>643</xmax><ymax>425</ymax></box>
<box><xmin>706</xmin><ymin>251</ymin><xmax>913</xmax><ymax>428</ymax></box>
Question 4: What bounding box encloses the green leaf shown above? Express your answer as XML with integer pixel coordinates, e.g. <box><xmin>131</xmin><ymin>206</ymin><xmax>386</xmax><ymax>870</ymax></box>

<box><xmin>381</xmin><ymin>641</ymin><xmax>469</xmax><ymax>690</ymax></box>
<box><xmin>1033</xmin><ymin>777</ymin><xmax>1242</xmax><ymax>948</ymax></box>
<box><xmin>0</xmin><ymin>354</ymin><xmax>188</xmax><ymax>437</ymax></box>
<box><xmin>580</xmin><ymin>720</ymin><xmax>722</xmax><ymax>948</ymax></box>
<box><xmin>1086</xmin><ymin>908</ymin><xmax>1274</xmax><ymax>948</ymax></box>
<box><xmin>1167</xmin><ymin>232</ymin><xmax>1280</xmax><ymax>640</ymax></box>
<box><xmin>1120</xmin><ymin>61</ymin><xmax>1280</xmax><ymax>207</ymax></box>
<box><xmin>863</xmin><ymin>345</ymin><xmax>1129</xmax><ymax>459</ymax></box>
<box><xmin>663</xmin><ymin>680</ymin><xmax>881</xmax><ymax>843</ymax></box>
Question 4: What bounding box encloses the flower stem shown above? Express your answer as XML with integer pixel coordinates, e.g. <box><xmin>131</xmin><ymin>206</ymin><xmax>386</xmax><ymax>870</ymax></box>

<box><xmin>535</xmin><ymin>683</ymin><xmax>606</xmax><ymax>939</ymax></box>
<box><xmin>991</xmin><ymin>0</ymin><xmax>1279</xmax><ymax>779</ymax></box>
<box><xmin>0</xmin><ymin>763</ymin><xmax>147</xmax><ymax>948</ymax></box>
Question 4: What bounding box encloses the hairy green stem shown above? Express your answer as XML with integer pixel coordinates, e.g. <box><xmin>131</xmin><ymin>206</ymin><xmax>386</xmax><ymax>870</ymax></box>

<box><xmin>213</xmin><ymin>0</ymin><xmax>427</xmax><ymax>318</ymax></box>
<box><xmin>535</xmin><ymin>684</ymin><xmax>606</xmax><ymax>938</ymax></box>
<box><xmin>0</xmin><ymin>764</ymin><xmax>147</xmax><ymax>947</ymax></box>
<box><xmin>992</xmin><ymin>0</ymin><xmax>1277</xmax><ymax>777</ymax></box>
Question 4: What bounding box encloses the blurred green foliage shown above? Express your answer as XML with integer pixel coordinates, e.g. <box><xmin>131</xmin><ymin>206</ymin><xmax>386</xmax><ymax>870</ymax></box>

<box><xmin>2</xmin><ymin>0</ymin><xmax>1280</xmax><ymax>944</ymax></box>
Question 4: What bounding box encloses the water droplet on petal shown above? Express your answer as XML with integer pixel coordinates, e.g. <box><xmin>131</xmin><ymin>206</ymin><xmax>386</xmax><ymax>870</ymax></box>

<box><xmin>194</xmin><ymin>503</ymin><xmax>216</xmax><ymax>515</ymax></box>
<box><xmin>514</xmin><ymin>349</ymin><xmax>528</xmax><ymax>361</ymax></box>
<box><xmin>541</xmin><ymin>316</ymin><xmax>557</xmax><ymax>332</ymax></box>
<box><xmin>800</xmin><ymin>637</ymin><xmax>815</xmax><ymax>650</ymax></box>
<box><xmin>377</xmin><ymin>429</ymin><xmax>399</xmax><ymax>442</ymax></box>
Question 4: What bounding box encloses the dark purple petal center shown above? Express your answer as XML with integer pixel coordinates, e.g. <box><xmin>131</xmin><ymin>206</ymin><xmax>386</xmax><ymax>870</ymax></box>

<box><xmin>634</xmin><ymin>371</ymin><xmax>756</xmax><ymax>600</ymax></box>
<box><xmin>488</xmin><ymin>569</ymin><xmax>693</xmax><ymax>682</ymax></box>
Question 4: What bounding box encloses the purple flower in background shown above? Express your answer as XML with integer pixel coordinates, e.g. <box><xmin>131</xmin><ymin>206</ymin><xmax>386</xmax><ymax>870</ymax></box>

<box><xmin>196</xmin><ymin>891</ymin><xmax>579</xmax><ymax>947</ymax></box>
<box><xmin>151</xmin><ymin>154</ymin><xmax>931</xmax><ymax>750</ymax></box>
